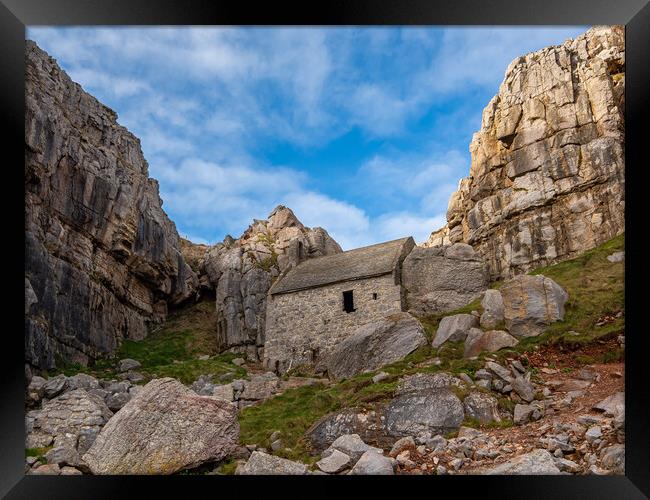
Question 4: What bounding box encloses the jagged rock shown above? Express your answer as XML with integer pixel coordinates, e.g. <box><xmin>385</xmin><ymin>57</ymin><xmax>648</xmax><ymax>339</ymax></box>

<box><xmin>432</xmin><ymin>314</ymin><xmax>479</xmax><ymax>348</ymax></box>
<box><xmin>30</xmin><ymin>463</ymin><xmax>61</xmax><ymax>475</ymax></box>
<box><xmin>463</xmin><ymin>391</ymin><xmax>501</xmax><ymax>424</ymax></box>
<box><xmin>212</xmin><ymin>384</ymin><xmax>235</xmax><ymax>402</ymax></box>
<box><xmin>511</xmin><ymin>376</ymin><xmax>536</xmax><ymax>402</ymax></box>
<box><xmin>500</xmin><ymin>275</ymin><xmax>568</xmax><ymax>337</ymax></box>
<box><xmin>402</xmin><ymin>244</ymin><xmax>489</xmax><ymax>315</ymax></box>
<box><xmin>326</xmin><ymin>313</ymin><xmax>427</xmax><ymax>380</ymax></box>
<box><xmin>593</xmin><ymin>392</ymin><xmax>624</xmax><ymax>417</ymax></box>
<box><xmin>118</xmin><ymin>359</ymin><xmax>141</xmax><ymax>372</ymax></box>
<box><xmin>384</xmin><ymin>388</ymin><xmax>464</xmax><ymax>437</ymax></box>
<box><xmin>349</xmin><ymin>450</ymin><xmax>394</xmax><ymax>475</ymax></box>
<box><xmin>485</xmin><ymin>361</ymin><xmax>513</xmax><ymax>382</ymax></box>
<box><xmin>514</xmin><ymin>404</ymin><xmax>534</xmax><ymax>425</ymax></box>
<box><xmin>43</xmin><ymin>375</ymin><xmax>68</xmax><ymax>399</ymax></box>
<box><xmin>554</xmin><ymin>457</ymin><xmax>582</xmax><ymax>473</ymax></box>
<box><xmin>425</xmin><ymin>27</ymin><xmax>625</xmax><ymax>280</ymax></box>
<box><xmin>202</xmin><ymin>205</ymin><xmax>341</xmax><ymax>359</ymax></box>
<box><xmin>316</xmin><ymin>449</ymin><xmax>352</xmax><ymax>474</ymax></box>
<box><xmin>60</xmin><ymin>466</ymin><xmax>83</xmax><ymax>475</ymax></box>
<box><xmin>464</xmin><ymin>328</ymin><xmax>518</xmax><ymax>358</ymax></box>
<box><xmin>45</xmin><ymin>445</ymin><xmax>87</xmax><ymax>471</ymax></box>
<box><xmin>25</xmin><ymin>41</ymin><xmax>198</xmax><ymax>370</ymax></box>
<box><xmin>484</xmin><ymin>449</ymin><xmax>561</xmax><ymax>474</ymax></box>
<box><xmin>82</xmin><ymin>378</ymin><xmax>239</xmax><ymax>474</ymax></box>
<box><xmin>26</xmin><ymin>389</ymin><xmax>113</xmax><ymax>450</ymax></box>
<box><xmin>480</xmin><ymin>290</ymin><xmax>505</xmax><ymax>329</ymax></box>
<box><xmin>236</xmin><ymin>451</ymin><xmax>308</xmax><ymax>475</ymax></box>
<box><xmin>388</xmin><ymin>436</ymin><xmax>416</xmax><ymax>458</ymax></box>
<box><xmin>26</xmin><ymin>376</ymin><xmax>47</xmax><ymax>405</ymax></box>
<box><xmin>600</xmin><ymin>444</ymin><xmax>625</xmax><ymax>473</ymax></box>
<box><xmin>326</xmin><ymin>434</ymin><xmax>383</xmax><ymax>462</ymax></box>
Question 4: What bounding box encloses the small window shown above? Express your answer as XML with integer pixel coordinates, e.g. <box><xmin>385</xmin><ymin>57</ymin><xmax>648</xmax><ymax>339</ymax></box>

<box><xmin>372</xmin><ymin>293</ymin><xmax>378</xmax><ymax>300</ymax></box>
<box><xmin>343</xmin><ymin>290</ymin><xmax>355</xmax><ymax>313</ymax></box>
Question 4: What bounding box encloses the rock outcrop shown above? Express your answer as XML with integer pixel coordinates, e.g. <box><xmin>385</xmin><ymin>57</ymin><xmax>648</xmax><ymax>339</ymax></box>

<box><xmin>425</xmin><ymin>26</ymin><xmax>625</xmax><ymax>280</ymax></box>
<box><xmin>25</xmin><ymin>41</ymin><xmax>198</xmax><ymax>370</ymax></box>
<box><xmin>82</xmin><ymin>378</ymin><xmax>239</xmax><ymax>474</ymax></box>
<box><xmin>200</xmin><ymin>205</ymin><xmax>341</xmax><ymax>360</ymax></box>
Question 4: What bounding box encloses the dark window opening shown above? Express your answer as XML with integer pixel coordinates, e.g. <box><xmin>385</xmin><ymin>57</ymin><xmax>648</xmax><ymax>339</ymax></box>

<box><xmin>343</xmin><ymin>290</ymin><xmax>355</xmax><ymax>313</ymax></box>
<box><xmin>372</xmin><ymin>293</ymin><xmax>378</xmax><ymax>300</ymax></box>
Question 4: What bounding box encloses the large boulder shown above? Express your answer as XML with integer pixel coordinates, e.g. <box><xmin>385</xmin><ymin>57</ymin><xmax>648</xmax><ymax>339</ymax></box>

<box><xmin>305</xmin><ymin>408</ymin><xmax>387</xmax><ymax>452</ymax></box>
<box><xmin>432</xmin><ymin>314</ymin><xmax>479</xmax><ymax>348</ymax></box>
<box><xmin>82</xmin><ymin>378</ymin><xmax>239</xmax><ymax>474</ymax></box>
<box><xmin>326</xmin><ymin>312</ymin><xmax>428</xmax><ymax>380</ymax></box>
<box><xmin>402</xmin><ymin>244</ymin><xmax>489</xmax><ymax>315</ymax></box>
<box><xmin>26</xmin><ymin>389</ymin><xmax>113</xmax><ymax>450</ymax></box>
<box><xmin>236</xmin><ymin>451</ymin><xmax>308</xmax><ymax>475</ymax></box>
<box><xmin>464</xmin><ymin>328</ymin><xmax>518</xmax><ymax>358</ymax></box>
<box><xmin>384</xmin><ymin>388</ymin><xmax>464</xmax><ymax>438</ymax></box>
<box><xmin>500</xmin><ymin>274</ymin><xmax>568</xmax><ymax>337</ymax></box>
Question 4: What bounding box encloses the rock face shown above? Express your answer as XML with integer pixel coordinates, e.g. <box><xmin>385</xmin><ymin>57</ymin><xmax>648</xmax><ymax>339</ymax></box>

<box><xmin>500</xmin><ymin>274</ymin><xmax>568</xmax><ymax>337</ymax></box>
<box><xmin>201</xmin><ymin>205</ymin><xmax>341</xmax><ymax>360</ymax></box>
<box><xmin>82</xmin><ymin>378</ymin><xmax>239</xmax><ymax>474</ymax></box>
<box><xmin>402</xmin><ymin>244</ymin><xmax>489</xmax><ymax>315</ymax></box>
<box><xmin>425</xmin><ymin>26</ymin><xmax>625</xmax><ymax>280</ymax></box>
<box><xmin>325</xmin><ymin>312</ymin><xmax>428</xmax><ymax>380</ymax></box>
<box><xmin>25</xmin><ymin>41</ymin><xmax>198</xmax><ymax>370</ymax></box>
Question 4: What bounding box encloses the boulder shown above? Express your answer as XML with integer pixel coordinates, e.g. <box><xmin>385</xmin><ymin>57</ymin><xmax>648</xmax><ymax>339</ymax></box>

<box><xmin>349</xmin><ymin>450</ymin><xmax>394</xmax><ymax>475</ymax></box>
<box><xmin>82</xmin><ymin>378</ymin><xmax>239</xmax><ymax>474</ymax></box>
<box><xmin>402</xmin><ymin>245</ymin><xmax>489</xmax><ymax>315</ymax></box>
<box><xmin>212</xmin><ymin>384</ymin><xmax>235</xmax><ymax>402</ymax></box>
<box><xmin>26</xmin><ymin>389</ymin><xmax>113</xmax><ymax>450</ymax></box>
<box><xmin>463</xmin><ymin>391</ymin><xmax>501</xmax><ymax>424</ymax></box>
<box><xmin>105</xmin><ymin>392</ymin><xmax>131</xmax><ymax>412</ymax></box>
<box><xmin>305</xmin><ymin>408</ymin><xmax>386</xmax><ymax>452</ymax></box>
<box><xmin>316</xmin><ymin>449</ymin><xmax>352</xmax><ymax>474</ymax></box>
<box><xmin>464</xmin><ymin>329</ymin><xmax>518</xmax><ymax>358</ymax></box>
<box><xmin>606</xmin><ymin>251</ymin><xmax>624</xmax><ymax>263</ymax></box>
<box><xmin>600</xmin><ymin>444</ymin><xmax>625</xmax><ymax>473</ymax></box>
<box><xmin>511</xmin><ymin>376</ymin><xmax>536</xmax><ymax>402</ymax></box>
<box><xmin>236</xmin><ymin>451</ymin><xmax>308</xmax><ymax>475</ymax></box>
<box><xmin>484</xmin><ymin>449</ymin><xmax>561</xmax><ymax>474</ymax></box>
<box><xmin>500</xmin><ymin>275</ymin><xmax>568</xmax><ymax>337</ymax></box>
<box><xmin>43</xmin><ymin>375</ymin><xmax>68</xmax><ymax>399</ymax></box>
<box><xmin>593</xmin><ymin>392</ymin><xmax>624</xmax><ymax>417</ymax></box>
<box><xmin>384</xmin><ymin>388</ymin><xmax>464</xmax><ymax>437</ymax></box>
<box><xmin>326</xmin><ymin>434</ymin><xmax>383</xmax><ymax>462</ymax></box>
<box><xmin>389</xmin><ymin>436</ymin><xmax>416</xmax><ymax>458</ymax></box>
<box><xmin>118</xmin><ymin>359</ymin><xmax>141</xmax><ymax>372</ymax></box>
<box><xmin>480</xmin><ymin>290</ymin><xmax>504</xmax><ymax>329</ymax></box>
<box><xmin>66</xmin><ymin>373</ymin><xmax>100</xmax><ymax>391</ymax></box>
<box><xmin>432</xmin><ymin>314</ymin><xmax>479</xmax><ymax>348</ymax></box>
<box><xmin>240</xmin><ymin>372</ymin><xmax>280</xmax><ymax>401</ymax></box>
<box><xmin>485</xmin><ymin>361</ymin><xmax>513</xmax><ymax>382</ymax></box>
<box><xmin>326</xmin><ymin>313</ymin><xmax>428</xmax><ymax>380</ymax></box>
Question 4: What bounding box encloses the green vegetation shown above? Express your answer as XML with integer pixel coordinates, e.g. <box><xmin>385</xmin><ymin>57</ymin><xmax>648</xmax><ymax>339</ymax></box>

<box><xmin>26</xmin><ymin>446</ymin><xmax>52</xmax><ymax>465</ymax></box>
<box><xmin>214</xmin><ymin>458</ymin><xmax>239</xmax><ymax>475</ymax></box>
<box><xmin>49</xmin><ymin>300</ymin><xmax>247</xmax><ymax>384</ymax></box>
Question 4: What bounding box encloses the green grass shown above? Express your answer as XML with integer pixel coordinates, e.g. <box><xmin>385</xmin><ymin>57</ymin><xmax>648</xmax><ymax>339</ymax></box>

<box><xmin>214</xmin><ymin>458</ymin><xmax>239</xmax><ymax>475</ymax></box>
<box><xmin>26</xmin><ymin>446</ymin><xmax>52</xmax><ymax>464</ymax></box>
<box><xmin>49</xmin><ymin>300</ymin><xmax>247</xmax><ymax>384</ymax></box>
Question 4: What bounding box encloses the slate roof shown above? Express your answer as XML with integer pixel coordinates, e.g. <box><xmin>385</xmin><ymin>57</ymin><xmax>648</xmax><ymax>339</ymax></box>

<box><xmin>269</xmin><ymin>236</ymin><xmax>415</xmax><ymax>295</ymax></box>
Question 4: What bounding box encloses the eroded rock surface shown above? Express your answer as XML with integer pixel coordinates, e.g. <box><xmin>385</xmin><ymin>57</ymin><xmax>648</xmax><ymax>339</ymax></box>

<box><xmin>25</xmin><ymin>41</ymin><xmax>197</xmax><ymax>370</ymax></box>
<box><xmin>425</xmin><ymin>26</ymin><xmax>625</xmax><ymax>280</ymax></box>
<box><xmin>82</xmin><ymin>378</ymin><xmax>239</xmax><ymax>474</ymax></box>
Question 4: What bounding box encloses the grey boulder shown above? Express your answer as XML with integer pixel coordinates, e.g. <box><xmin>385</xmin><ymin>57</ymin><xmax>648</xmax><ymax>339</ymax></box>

<box><xmin>236</xmin><ymin>451</ymin><xmax>308</xmax><ymax>475</ymax></box>
<box><xmin>349</xmin><ymin>450</ymin><xmax>394</xmax><ymax>475</ymax></box>
<box><xmin>326</xmin><ymin>312</ymin><xmax>427</xmax><ymax>380</ymax></box>
<box><xmin>500</xmin><ymin>274</ymin><xmax>568</xmax><ymax>337</ymax></box>
<box><xmin>463</xmin><ymin>391</ymin><xmax>501</xmax><ymax>424</ymax></box>
<box><xmin>480</xmin><ymin>289</ymin><xmax>505</xmax><ymax>329</ymax></box>
<box><xmin>484</xmin><ymin>449</ymin><xmax>561</xmax><ymax>474</ymax></box>
<box><xmin>433</xmin><ymin>314</ymin><xmax>479</xmax><ymax>348</ymax></box>
<box><xmin>464</xmin><ymin>328</ymin><xmax>518</xmax><ymax>358</ymax></box>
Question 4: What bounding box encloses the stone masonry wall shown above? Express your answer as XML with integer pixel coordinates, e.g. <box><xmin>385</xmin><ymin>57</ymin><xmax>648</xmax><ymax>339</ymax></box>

<box><xmin>263</xmin><ymin>274</ymin><xmax>403</xmax><ymax>374</ymax></box>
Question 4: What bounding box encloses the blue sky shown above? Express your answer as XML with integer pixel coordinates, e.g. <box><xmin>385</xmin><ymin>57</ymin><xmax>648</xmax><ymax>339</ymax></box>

<box><xmin>28</xmin><ymin>26</ymin><xmax>588</xmax><ymax>249</ymax></box>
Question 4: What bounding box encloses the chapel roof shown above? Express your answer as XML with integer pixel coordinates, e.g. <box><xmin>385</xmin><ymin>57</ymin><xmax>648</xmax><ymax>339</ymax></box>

<box><xmin>269</xmin><ymin>236</ymin><xmax>415</xmax><ymax>295</ymax></box>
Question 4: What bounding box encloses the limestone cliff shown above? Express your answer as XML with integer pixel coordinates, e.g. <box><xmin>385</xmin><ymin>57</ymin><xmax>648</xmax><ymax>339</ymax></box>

<box><xmin>198</xmin><ymin>206</ymin><xmax>342</xmax><ymax>360</ymax></box>
<box><xmin>25</xmin><ymin>41</ymin><xmax>198</xmax><ymax>370</ymax></box>
<box><xmin>425</xmin><ymin>26</ymin><xmax>625</xmax><ymax>280</ymax></box>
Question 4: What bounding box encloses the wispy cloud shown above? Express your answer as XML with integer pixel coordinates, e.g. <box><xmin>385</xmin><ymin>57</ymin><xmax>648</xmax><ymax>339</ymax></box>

<box><xmin>28</xmin><ymin>26</ymin><xmax>589</xmax><ymax>249</ymax></box>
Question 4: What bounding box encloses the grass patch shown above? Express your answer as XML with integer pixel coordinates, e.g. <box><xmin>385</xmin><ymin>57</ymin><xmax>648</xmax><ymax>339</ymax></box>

<box><xmin>26</xmin><ymin>446</ymin><xmax>52</xmax><ymax>464</ymax></box>
<box><xmin>214</xmin><ymin>458</ymin><xmax>238</xmax><ymax>475</ymax></box>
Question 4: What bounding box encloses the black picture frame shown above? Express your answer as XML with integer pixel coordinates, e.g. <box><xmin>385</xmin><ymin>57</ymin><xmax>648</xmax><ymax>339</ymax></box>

<box><xmin>3</xmin><ymin>0</ymin><xmax>649</xmax><ymax>497</ymax></box>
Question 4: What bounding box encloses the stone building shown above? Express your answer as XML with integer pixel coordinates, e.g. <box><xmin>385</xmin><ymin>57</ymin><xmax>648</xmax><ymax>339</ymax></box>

<box><xmin>263</xmin><ymin>237</ymin><xmax>415</xmax><ymax>374</ymax></box>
